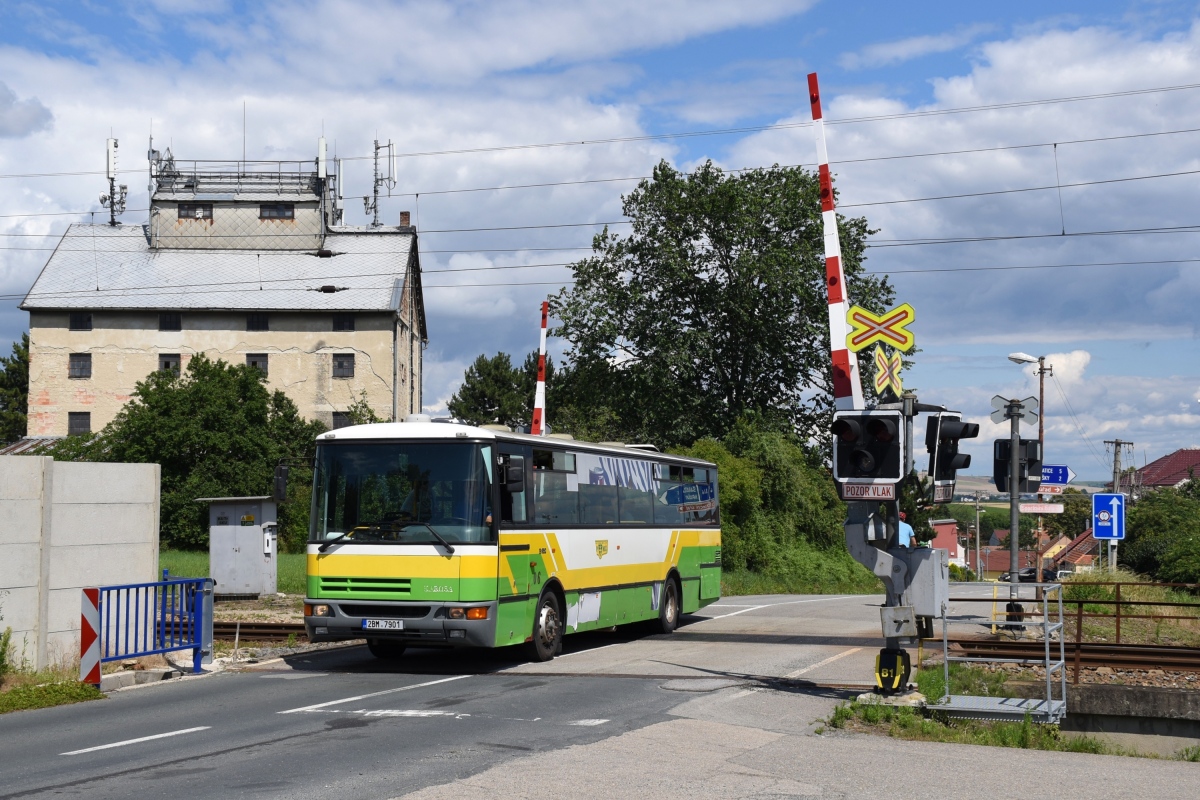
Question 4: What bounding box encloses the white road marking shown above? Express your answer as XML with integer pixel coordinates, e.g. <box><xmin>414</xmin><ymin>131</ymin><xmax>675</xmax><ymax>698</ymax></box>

<box><xmin>260</xmin><ymin>673</ymin><xmax>328</xmax><ymax>680</ymax></box>
<box><xmin>693</xmin><ymin>595</ymin><xmax>854</xmax><ymax>623</ymax></box>
<box><xmin>569</xmin><ymin>718</ymin><xmax>609</xmax><ymax>726</ymax></box>
<box><xmin>784</xmin><ymin>647</ymin><xmax>864</xmax><ymax>678</ymax></box>
<box><xmin>553</xmin><ymin>641</ymin><xmax>625</xmax><ymax>659</ymax></box>
<box><xmin>61</xmin><ymin>727</ymin><xmax>211</xmax><ymax>755</ymax></box>
<box><xmin>277</xmin><ymin>674</ymin><xmax>471</xmax><ymax>714</ymax></box>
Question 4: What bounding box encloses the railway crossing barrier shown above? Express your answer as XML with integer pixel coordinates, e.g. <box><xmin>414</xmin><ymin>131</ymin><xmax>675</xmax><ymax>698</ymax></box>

<box><xmin>80</xmin><ymin>570</ymin><xmax>214</xmax><ymax>687</ymax></box>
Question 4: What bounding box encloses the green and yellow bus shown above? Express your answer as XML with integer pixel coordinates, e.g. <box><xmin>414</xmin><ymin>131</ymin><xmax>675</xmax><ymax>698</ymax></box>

<box><xmin>303</xmin><ymin>416</ymin><xmax>721</xmax><ymax>661</ymax></box>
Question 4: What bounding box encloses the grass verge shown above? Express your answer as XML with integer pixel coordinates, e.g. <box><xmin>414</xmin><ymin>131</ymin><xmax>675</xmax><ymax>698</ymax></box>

<box><xmin>827</xmin><ymin>663</ymin><xmax>1198</xmax><ymax>761</ymax></box>
<box><xmin>160</xmin><ymin>550</ymin><xmax>307</xmax><ymax>594</ymax></box>
<box><xmin>0</xmin><ymin>682</ymin><xmax>104</xmax><ymax>714</ymax></box>
<box><xmin>722</xmin><ymin>542</ymin><xmax>883</xmax><ymax>595</ymax></box>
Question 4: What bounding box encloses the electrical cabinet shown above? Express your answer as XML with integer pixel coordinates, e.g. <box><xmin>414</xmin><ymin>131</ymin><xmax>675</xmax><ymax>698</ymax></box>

<box><xmin>199</xmin><ymin>496</ymin><xmax>278</xmax><ymax>599</ymax></box>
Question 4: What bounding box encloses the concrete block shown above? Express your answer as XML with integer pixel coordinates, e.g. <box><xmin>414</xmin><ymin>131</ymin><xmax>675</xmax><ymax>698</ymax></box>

<box><xmin>48</xmin><ymin>542</ymin><xmax>158</xmax><ymax>590</ymax></box>
<box><xmin>0</xmin><ymin>543</ymin><xmax>41</xmax><ymax>590</ymax></box>
<box><xmin>0</xmin><ymin>500</ymin><xmax>46</xmax><ymax>546</ymax></box>
<box><xmin>0</xmin><ymin>456</ymin><xmax>47</xmax><ymax>501</ymax></box>
<box><xmin>43</xmin><ymin>629</ymin><xmax>79</xmax><ymax>668</ymax></box>
<box><xmin>52</xmin><ymin>462</ymin><xmax>158</xmax><ymax>505</ymax></box>
<box><xmin>50</xmin><ymin>504</ymin><xmax>157</xmax><ymax>547</ymax></box>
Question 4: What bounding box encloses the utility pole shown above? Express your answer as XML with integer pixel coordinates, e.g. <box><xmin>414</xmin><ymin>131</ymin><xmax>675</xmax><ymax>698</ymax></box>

<box><xmin>1007</xmin><ymin>399</ymin><xmax>1023</xmax><ymax>597</ymax></box>
<box><xmin>1104</xmin><ymin>439</ymin><xmax>1134</xmax><ymax>571</ymax></box>
<box><xmin>1035</xmin><ymin>357</ymin><xmax>1052</xmax><ymax>541</ymax></box>
<box><xmin>974</xmin><ymin>491</ymin><xmax>984</xmax><ymax>580</ymax></box>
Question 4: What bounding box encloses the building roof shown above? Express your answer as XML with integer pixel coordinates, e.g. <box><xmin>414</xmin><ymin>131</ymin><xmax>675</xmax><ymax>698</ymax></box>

<box><xmin>1132</xmin><ymin>447</ymin><xmax>1200</xmax><ymax>489</ymax></box>
<box><xmin>965</xmin><ymin>548</ymin><xmax>1039</xmax><ymax>573</ymax></box>
<box><xmin>20</xmin><ymin>223</ymin><xmax>420</xmax><ymax>315</ymax></box>
<box><xmin>0</xmin><ymin>436</ymin><xmax>61</xmax><ymax>455</ymax></box>
<box><xmin>1055</xmin><ymin>529</ymin><xmax>1098</xmax><ymax>566</ymax></box>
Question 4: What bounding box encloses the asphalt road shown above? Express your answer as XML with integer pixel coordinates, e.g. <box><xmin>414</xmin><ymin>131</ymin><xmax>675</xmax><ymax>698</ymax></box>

<box><xmin>2</xmin><ymin>592</ymin><xmax>1194</xmax><ymax>800</ymax></box>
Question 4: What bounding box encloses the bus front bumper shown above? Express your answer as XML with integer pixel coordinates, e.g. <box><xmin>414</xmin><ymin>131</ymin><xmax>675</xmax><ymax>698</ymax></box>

<box><xmin>303</xmin><ymin>599</ymin><xmax>498</xmax><ymax>648</ymax></box>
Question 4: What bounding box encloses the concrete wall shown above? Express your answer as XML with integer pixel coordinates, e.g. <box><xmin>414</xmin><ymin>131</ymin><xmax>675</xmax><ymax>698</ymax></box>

<box><xmin>26</xmin><ymin>310</ymin><xmax>411</xmax><ymax>436</ymax></box>
<box><xmin>0</xmin><ymin>456</ymin><xmax>159</xmax><ymax>669</ymax></box>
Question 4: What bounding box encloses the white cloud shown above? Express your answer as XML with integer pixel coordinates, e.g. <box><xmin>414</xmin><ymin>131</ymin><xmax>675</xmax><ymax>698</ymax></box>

<box><xmin>839</xmin><ymin>23</ymin><xmax>994</xmax><ymax>70</ymax></box>
<box><xmin>0</xmin><ymin>81</ymin><xmax>52</xmax><ymax>138</ymax></box>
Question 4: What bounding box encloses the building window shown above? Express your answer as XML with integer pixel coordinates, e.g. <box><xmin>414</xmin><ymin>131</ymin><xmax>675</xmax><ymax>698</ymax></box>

<box><xmin>259</xmin><ymin>203</ymin><xmax>295</xmax><ymax>220</ymax></box>
<box><xmin>332</xmin><ymin>353</ymin><xmax>355</xmax><ymax>378</ymax></box>
<box><xmin>69</xmin><ymin>312</ymin><xmax>93</xmax><ymax>331</ymax></box>
<box><xmin>332</xmin><ymin>412</ymin><xmax>351</xmax><ymax>429</ymax></box>
<box><xmin>177</xmin><ymin>203</ymin><xmax>213</xmax><ymax>220</ymax></box>
<box><xmin>68</xmin><ymin>353</ymin><xmax>92</xmax><ymax>379</ymax></box>
<box><xmin>160</xmin><ymin>354</ymin><xmax>181</xmax><ymax>373</ymax></box>
<box><xmin>159</xmin><ymin>312</ymin><xmax>182</xmax><ymax>331</ymax></box>
<box><xmin>247</xmin><ymin>313</ymin><xmax>269</xmax><ymax>331</ymax></box>
<box><xmin>68</xmin><ymin>412</ymin><xmax>91</xmax><ymax>436</ymax></box>
<box><xmin>246</xmin><ymin>353</ymin><xmax>268</xmax><ymax>376</ymax></box>
<box><xmin>333</xmin><ymin>314</ymin><xmax>355</xmax><ymax>332</ymax></box>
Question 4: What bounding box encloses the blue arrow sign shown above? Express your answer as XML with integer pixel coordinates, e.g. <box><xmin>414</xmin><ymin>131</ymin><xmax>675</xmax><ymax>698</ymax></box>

<box><xmin>1041</xmin><ymin>464</ymin><xmax>1076</xmax><ymax>485</ymax></box>
<box><xmin>1092</xmin><ymin>493</ymin><xmax>1125</xmax><ymax>540</ymax></box>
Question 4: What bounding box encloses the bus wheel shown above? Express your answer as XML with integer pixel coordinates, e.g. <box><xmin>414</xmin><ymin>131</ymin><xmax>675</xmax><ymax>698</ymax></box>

<box><xmin>527</xmin><ymin>592</ymin><xmax>563</xmax><ymax>662</ymax></box>
<box><xmin>367</xmin><ymin>639</ymin><xmax>406</xmax><ymax>660</ymax></box>
<box><xmin>656</xmin><ymin>578</ymin><xmax>680</xmax><ymax>634</ymax></box>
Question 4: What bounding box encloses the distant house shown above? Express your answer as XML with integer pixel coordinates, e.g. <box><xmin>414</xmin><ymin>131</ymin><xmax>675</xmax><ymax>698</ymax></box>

<box><xmin>965</xmin><ymin>547</ymin><xmax>1039</xmax><ymax>580</ymax></box>
<box><xmin>1053</xmin><ymin>529</ymin><xmax>1098</xmax><ymax>572</ymax></box>
<box><xmin>21</xmin><ymin>141</ymin><xmax>426</xmax><ymax>436</ymax></box>
<box><xmin>1127</xmin><ymin>447</ymin><xmax>1200</xmax><ymax>491</ymax></box>
<box><xmin>927</xmin><ymin>519</ymin><xmax>964</xmax><ymax>567</ymax></box>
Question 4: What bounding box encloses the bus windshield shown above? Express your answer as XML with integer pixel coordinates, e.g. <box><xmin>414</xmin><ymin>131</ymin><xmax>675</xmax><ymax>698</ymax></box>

<box><xmin>310</xmin><ymin>442</ymin><xmax>494</xmax><ymax>545</ymax></box>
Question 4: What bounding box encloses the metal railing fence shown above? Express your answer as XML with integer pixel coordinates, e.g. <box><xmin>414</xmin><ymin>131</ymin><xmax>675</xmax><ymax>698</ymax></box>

<box><xmin>97</xmin><ymin>571</ymin><xmax>213</xmax><ymax>674</ymax></box>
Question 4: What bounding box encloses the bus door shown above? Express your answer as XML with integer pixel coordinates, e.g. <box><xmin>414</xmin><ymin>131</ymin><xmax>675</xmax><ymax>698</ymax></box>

<box><xmin>497</xmin><ymin>444</ymin><xmax>532</xmax><ymax>601</ymax></box>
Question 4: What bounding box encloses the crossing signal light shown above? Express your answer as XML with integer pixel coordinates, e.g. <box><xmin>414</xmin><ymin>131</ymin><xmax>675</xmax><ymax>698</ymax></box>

<box><xmin>925</xmin><ymin>412</ymin><xmax>979</xmax><ymax>502</ymax></box>
<box><xmin>831</xmin><ymin>411</ymin><xmax>904</xmax><ymax>498</ymax></box>
<box><xmin>993</xmin><ymin>439</ymin><xmax>1043</xmax><ymax>493</ymax></box>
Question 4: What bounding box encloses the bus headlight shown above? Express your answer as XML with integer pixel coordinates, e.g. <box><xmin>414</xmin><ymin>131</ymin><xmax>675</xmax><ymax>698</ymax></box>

<box><xmin>305</xmin><ymin>604</ymin><xmax>332</xmax><ymax>617</ymax></box>
<box><xmin>447</xmin><ymin>607</ymin><xmax>465</xmax><ymax>619</ymax></box>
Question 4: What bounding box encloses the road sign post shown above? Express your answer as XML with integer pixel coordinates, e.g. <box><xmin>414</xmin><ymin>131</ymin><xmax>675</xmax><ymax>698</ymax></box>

<box><xmin>1092</xmin><ymin>493</ymin><xmax>1125</xmax><ymax>572</ymax></box>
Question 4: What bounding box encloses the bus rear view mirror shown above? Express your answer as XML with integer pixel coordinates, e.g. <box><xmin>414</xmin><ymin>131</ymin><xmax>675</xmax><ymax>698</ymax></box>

<box><xmin>504</xmin><ymin>464</ymin><xmax>525</xmax><ymax>494</ymax></box>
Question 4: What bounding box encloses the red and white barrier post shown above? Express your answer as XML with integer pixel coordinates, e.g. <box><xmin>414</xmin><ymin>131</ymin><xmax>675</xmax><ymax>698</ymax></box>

<box><xmin>531</xmin><ymin>300</ymin><xmax>549</xmax><ymax>435</ymax></box>
<box><xmin>808</xmin><ymin>72</ymin><xmax>864</xmax><ymax>411</ymax></box>
<box><xmin>80</xmin><ymin>587</ymin><xmax>101</xmax><ymax>686</ymax></box>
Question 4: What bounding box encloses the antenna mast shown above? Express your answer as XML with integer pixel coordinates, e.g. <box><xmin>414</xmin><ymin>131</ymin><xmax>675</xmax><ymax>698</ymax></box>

<box><xmin>100</xmin><ymin>138</ymin><xmax>128</xmax><ymax>226</ymax></box>
<box><xmin>363</xmin><ymin>138</ymin><xmax>396</xmax><ymax>228</ymax></box>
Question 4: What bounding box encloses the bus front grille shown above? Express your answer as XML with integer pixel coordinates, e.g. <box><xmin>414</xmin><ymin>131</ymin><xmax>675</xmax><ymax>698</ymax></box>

<box><xmin>339</xmin><ymin>604</ymin><xmax>430</xmax><ymax>619</ymax></box>
<box><xmin>319</xmin><ymin>577</ymin><xmax>411</xmax><ymax>596</ymax></box>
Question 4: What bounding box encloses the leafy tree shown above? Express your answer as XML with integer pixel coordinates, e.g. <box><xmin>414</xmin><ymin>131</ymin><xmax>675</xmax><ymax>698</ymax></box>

<box><xmin>1042</xmin><ymin>488</ymin><xmax>1092</xmax><ymax>539</ymax></box>
<box><xmin>552</xmin><ymin>160</ymin><xmax>894</xmax><ymax>448</ymax></box>
<box><xmin>345</xmin><ymin>390</ymin><xmax>386</xmax><ymax>425</ymax></box>
<box><xmin>447</xmin><ymin>352</ymin><xmax>526</xmax><ymax>427</ymax></box>
<box><xmin>43</xmin><ymin>355</ymin><xmax>326</xmax><ymax>551</ymax></box>
<box><xmin>1123</xmin><ymin>487</ymin><xmax>1200</xmax><ymax>580</ymax></box>
<box><xmin>0</xmin><ymin>333</ymin><xmax>29</xmax><ymax>444</ymax></box>
<box><xmin>448</xmin><ymin>351</ymin><xmax>557</xmax><ymax>430</ymax></box>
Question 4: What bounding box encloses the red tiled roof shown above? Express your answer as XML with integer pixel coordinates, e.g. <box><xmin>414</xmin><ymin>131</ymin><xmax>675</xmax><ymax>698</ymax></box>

<box><xmin>965</xmin><ymin>548</ymin><xmax>1039</xmax><ymax>572</ymax></box>
<box><xmin>1131</xmin><ymin>448</ymin><xmax>1200</xmax><ymax>489</ymax></box>
<box><xmin>1056</xmin><ymin>529</ymin><xmax>1098</xmax><ymax>566</ymax></box>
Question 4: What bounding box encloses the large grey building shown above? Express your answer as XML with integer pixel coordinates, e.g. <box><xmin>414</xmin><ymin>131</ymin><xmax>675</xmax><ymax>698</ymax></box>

<box><xmin>21</xmin><ymin>140</ymin><xmax>427</xmax><ymax>436</ymax></box>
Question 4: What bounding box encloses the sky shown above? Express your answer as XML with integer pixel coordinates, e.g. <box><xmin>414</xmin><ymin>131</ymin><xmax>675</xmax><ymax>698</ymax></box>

<box><xmin>1</xmin><ymin>0</ymin><xmax>1199</xmax><ymax>480</ymax></box>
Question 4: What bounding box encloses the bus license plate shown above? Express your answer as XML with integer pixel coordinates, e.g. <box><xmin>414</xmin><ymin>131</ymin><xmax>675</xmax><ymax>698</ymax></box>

<box><xmin>362</xmin><ymin>619</ymin><xmax>404</xmax><ymax>631</ymax></box>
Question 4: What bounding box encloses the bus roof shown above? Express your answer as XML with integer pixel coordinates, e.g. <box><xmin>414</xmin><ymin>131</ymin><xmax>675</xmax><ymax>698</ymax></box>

<box><xmin>317</xmin><ymin>420</ymin><xmax>717</xmax><ymax>468</ymax></box>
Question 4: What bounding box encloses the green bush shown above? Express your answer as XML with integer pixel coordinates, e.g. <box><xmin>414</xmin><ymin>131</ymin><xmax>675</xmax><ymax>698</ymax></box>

<box><xmin>0</xmin><ymin>627</ymin><xmax>12</xmax><ymax>678</ymax></box>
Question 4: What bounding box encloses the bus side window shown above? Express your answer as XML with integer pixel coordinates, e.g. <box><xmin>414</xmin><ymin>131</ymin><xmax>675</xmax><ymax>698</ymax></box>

<box><xmin>500</xmin><ymin>455</ymin><xmax>527</xmax><ymax>525</ymax></box>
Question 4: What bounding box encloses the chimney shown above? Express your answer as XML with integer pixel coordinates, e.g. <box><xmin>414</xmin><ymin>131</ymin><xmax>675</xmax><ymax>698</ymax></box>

<box><xmin>399</xmin><ymin>211</ymin><xmax>411</xmax><ymax>227</ymax></box>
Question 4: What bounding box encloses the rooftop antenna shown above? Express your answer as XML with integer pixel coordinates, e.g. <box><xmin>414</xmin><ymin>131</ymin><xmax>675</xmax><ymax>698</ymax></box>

<box><xmin>363</xmin><ymin>138</ymin><xmax>396</xmax><ymax>228</ymax></box>
<box><xmin>100</xmin><ymin>138</ymin><xmax>128</xmax><ymax>226</ymax></box>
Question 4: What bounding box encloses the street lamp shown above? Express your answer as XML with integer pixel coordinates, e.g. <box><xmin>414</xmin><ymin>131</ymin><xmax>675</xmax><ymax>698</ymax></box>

<box><xmin>1007</xmin><ymin>353</ymin><xmax>1052</xmax><ymax>446</ymax></box>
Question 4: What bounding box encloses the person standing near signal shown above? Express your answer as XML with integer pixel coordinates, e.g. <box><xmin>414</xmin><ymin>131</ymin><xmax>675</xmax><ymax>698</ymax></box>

<box><xmin>897</xmin><ymin>512</ymin><xmax>915</xmax><ymax>548</ymax></box>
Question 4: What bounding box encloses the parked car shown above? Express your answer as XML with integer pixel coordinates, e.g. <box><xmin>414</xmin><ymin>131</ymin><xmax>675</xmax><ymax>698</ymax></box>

<box><xmin>997</xmin><ymin>567</ymin><xmax>1038</xmax><ymax>583</ymax></box>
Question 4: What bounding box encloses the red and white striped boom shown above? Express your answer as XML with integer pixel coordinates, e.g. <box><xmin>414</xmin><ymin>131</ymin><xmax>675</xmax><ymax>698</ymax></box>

<box><xmin>531</xmin><ymin>300</ymin><xmax>549</xmax><ymax>435</ymax></box>
<box><xmin>808</xmin><ymin>72</ymin><xmax>864</xmax><ymax>411</ymax></box>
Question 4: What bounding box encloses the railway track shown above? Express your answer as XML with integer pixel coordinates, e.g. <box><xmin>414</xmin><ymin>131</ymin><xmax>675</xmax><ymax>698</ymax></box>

<box><xmin>949</xmin><ymin>638</ymin><xmax>1200</xmax><ymax>672</ymax></box>
<box><xmin>213</xmin><ymin>621</ymin><xmax>309</xmax><ymax>642</ymax></box>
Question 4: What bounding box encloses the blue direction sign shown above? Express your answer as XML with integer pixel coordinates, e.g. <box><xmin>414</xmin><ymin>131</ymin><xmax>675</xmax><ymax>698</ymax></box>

<box><xmin>1041</xmin><ymin>464</ymin><xmax>1076</xmax><ymax>485</ymax></box>
<box><xmin>1092</xmin><ymin>493</ymin><xmax>1126</xmax><ymax>540</ymax></box>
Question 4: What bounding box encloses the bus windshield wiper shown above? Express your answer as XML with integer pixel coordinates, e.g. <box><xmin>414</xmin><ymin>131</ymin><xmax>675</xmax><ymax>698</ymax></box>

<box><xmin>401</xmin><ymin>522</ymin><xmax>456</xmax><ymax>554</ymax></box>
<box><xmin>318</xmin><ymin>530</ymin><xmax>354</xmax><ymax>552</ymax></box>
